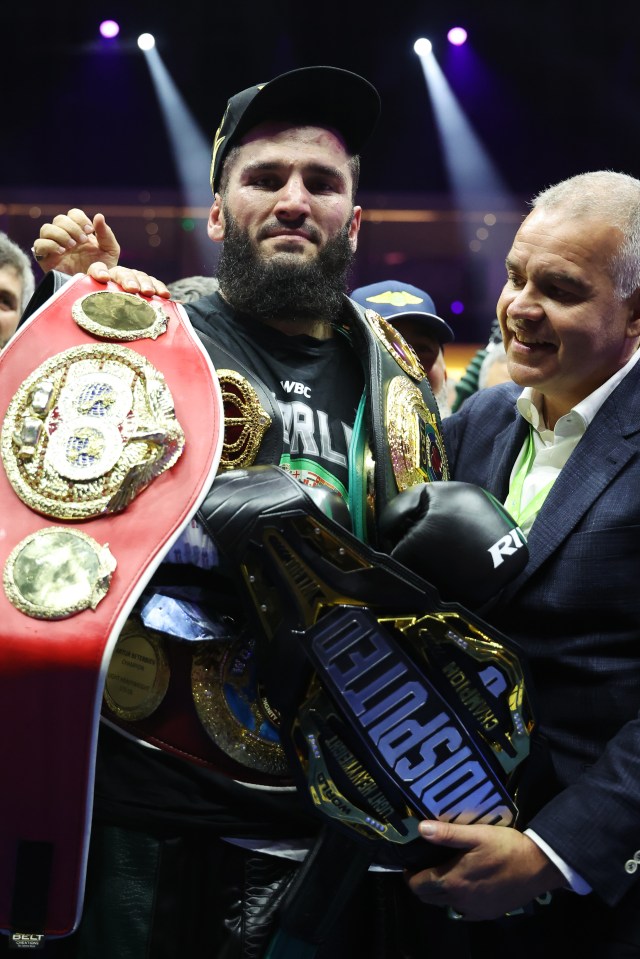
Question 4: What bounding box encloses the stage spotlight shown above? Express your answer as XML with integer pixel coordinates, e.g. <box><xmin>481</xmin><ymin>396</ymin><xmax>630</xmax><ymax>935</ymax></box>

<box><xmin>416</xmin><ymin>50</ymin><xmax>509</xmax><ymax>204</ymax></box>
<box><xmin>137</xmin><ymin>33</ymin><xmax>156</xmax><ymax>50</ymax></box>
<box><xmin>414</xmin><ymin>38</ymin><xmax>433</xmax><ymax>56</ymax></box>
<box><xmin>416</xmin><ymin>39</ymin><xmax>513</xmax><ymax>339</ymax></box>
<box><xmin>140</xmin><ymin>40</ymin><xmax>218</xmax><ymax>271</ymax></box>
<box><xmin>447</xmin><ymin>27</ymin><xmax>468</xmax><ymax>46</ymax></box>
<box><xmin>99</xmin><ymin>20</ymin><xmax>120</xmax><ymax>39</ymax></box>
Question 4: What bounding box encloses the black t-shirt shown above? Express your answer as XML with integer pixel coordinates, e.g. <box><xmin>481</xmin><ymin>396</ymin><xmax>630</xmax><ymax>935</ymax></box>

<box><xmin>93</xmin><ymin>293</ymin><xmax>365</xmax><ymax>838</ymax></box>
<box><xmin>187</xmin><ymin>291</ymin><xmax>364</xmax><ymax>503</ymax></box>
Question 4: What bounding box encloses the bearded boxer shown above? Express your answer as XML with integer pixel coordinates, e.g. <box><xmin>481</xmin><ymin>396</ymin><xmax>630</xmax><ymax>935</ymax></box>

<box><xmin>20</xmin><ymin>67</ymin><xmax>532</xmax><ymax>959</ymax></box>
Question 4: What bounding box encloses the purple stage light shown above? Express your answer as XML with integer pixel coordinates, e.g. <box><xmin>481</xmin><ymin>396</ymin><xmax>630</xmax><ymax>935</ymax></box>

<box><xmin>450</xmin><ymin>301</ymin><xmax>465</xmax><ymax>315</ymax></box>
<box><xmin>447</xmin><ymin>27</ymin><xmax>467</xmax><ymax>46</ymax></box>
<box><xmin>99</xmin><ymin>20</ymin><xmax>120</xmax><ymax>39</ymax></box>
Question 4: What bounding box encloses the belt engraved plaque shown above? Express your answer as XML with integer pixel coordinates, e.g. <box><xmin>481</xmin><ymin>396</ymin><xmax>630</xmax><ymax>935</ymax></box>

<box><xmin>1</xmin><ymin>343</ymin><xmax>185</xmax><ymax>519</ymax></box>
<box><xmin>72</xmin><ymin>289</ymin><xmax>170</xmax><ymax>341</ymax></box>
<box><xmin>386</xmin><ymin>375</ymin><xmax>449</xmax><ymax>490</ymax></box>
<box><xmin>103</xmin><ymin>617</ymin><xmax>170</xmax><ymax>721</ymax></box>
<box><xmin>3</xmin><ymin>527</ymin><xmax>116</xmax><ymax>619</ymax></box>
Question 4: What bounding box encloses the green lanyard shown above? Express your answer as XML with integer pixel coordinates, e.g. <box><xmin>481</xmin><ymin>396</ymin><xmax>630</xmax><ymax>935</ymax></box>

<box><xmin>504</xmin><ymin>426</ymin><xmax>555</xmax><ymax>528</ymax></box>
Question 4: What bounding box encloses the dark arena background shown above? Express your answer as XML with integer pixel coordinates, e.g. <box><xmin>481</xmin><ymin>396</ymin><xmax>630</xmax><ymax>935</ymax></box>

<box><xmin>3</xmin><ymin>0</ymin><xmax>638</xmax><ymax>363</ymax></box>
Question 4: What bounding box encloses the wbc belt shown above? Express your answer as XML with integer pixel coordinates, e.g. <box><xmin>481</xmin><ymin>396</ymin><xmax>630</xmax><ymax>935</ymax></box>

<box><xmin>0</xmin><ymin>274</ymin><xmax>223</xmax><ymax>942</ymax></box>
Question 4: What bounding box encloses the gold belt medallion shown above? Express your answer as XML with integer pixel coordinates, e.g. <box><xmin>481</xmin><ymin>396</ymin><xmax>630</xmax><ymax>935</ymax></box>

<box><xmin>216</xmin><ymin>369</ymin><xmax>272</xmax><ymax>469</ymax></box>
<box><xmin>72</xmin><ymin>289</ymin><xmax>170</xmax><ymax>341</ymax></box>
<box><xmin>191</xmin><ymin>635</ymin><xmax>288</xmax><ymax>776</ymax></box>
<box><xmin>3</xmin><ymin>527</ymin><xmax>116</xmax><ymax>619</ymax></box>
<box><xmin>364</xmin><ymin>309</ymin><xmax>425</xmax><ymax>381</ymax></box>
<box><xmin>1</xmin><ymin>343</ymin><xmax>185</xmax><ymax>519</ymax></box>
<box><xmin>386</xmin><ymin>376</ymin><xmax>449</xmax><ymax>490</ymax></box>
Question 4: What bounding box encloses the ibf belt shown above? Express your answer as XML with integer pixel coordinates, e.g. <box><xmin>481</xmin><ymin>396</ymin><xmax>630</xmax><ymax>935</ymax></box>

<box><xmin>0</xmin><ymin>275</ymin><xmax>223</xmax><ymax>941</ymax></box>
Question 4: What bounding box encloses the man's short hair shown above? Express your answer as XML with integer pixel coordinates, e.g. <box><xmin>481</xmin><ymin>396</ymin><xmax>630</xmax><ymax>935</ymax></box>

<box><xmin>532</xmin><ymin>171</ymin><xmax>640</xmax><ymax>300</ymax></box>
<box><xmin>0</xmin><ymin>232</ymin><xmax>34</xmax><ymax>309</ymax></box>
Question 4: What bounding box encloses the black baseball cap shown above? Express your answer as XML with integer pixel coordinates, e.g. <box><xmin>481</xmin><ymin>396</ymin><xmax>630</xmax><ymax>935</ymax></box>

<box><xmin>209</xmin><ymin>65</ymin><xmax>381</xmax><ymax>193</ymax></box>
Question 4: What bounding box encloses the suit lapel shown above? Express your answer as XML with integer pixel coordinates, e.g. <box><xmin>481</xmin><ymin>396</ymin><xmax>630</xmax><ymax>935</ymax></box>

<box><xmin>486</xmin><ymin>415</ymin><xmax>529</xmax><ymax>501</ymax></box>
<box><xmin>503</xmin><ymin>368</ymin><xmax>640</xmax><ymax>596</ymax></box>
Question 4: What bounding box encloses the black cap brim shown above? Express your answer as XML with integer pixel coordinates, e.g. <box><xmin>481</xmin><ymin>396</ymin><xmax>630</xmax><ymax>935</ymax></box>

<box><xmin>391</xmin><ymin>311</ymin><xmax>455</xmax><ymax>345</ymax></box>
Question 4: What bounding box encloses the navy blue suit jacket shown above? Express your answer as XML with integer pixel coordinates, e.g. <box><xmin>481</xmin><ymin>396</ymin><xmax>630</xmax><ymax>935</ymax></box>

<box><xmin>442</xmin><ymin>371</ymin><xmax>640</xmax><ymax>907</ymax></box>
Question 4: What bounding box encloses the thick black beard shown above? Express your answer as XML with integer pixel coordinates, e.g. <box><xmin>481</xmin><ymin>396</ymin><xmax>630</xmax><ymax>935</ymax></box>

<box><xmin>216</xmin><ymin>209</ymin><xmax>355</xmax><ymax>324</ymax></box>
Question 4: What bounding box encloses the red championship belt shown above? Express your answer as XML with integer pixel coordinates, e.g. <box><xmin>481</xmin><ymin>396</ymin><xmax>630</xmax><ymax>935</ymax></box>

<box><xmin>0</xmin><ymin>275</ymin><xmax>223</xmax><ymax>943</ymax></box>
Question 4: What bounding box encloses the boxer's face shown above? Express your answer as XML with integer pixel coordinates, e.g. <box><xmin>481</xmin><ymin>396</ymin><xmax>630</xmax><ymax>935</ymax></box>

<box><xmin>208</xmin><ymin>122</ymin><xmax>361</xmax><ymax>264</ymax></box>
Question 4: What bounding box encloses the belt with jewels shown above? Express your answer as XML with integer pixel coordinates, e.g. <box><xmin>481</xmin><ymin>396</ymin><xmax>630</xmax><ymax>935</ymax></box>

<box><xmin>100</xmin><ymin>581</ymin><xmax>295</xmax><ymax>787</ymax></box>
<box><xmin>0</xmin><ymin>274</ymin><xmax>223</xmax><ymax>942</ymax></box>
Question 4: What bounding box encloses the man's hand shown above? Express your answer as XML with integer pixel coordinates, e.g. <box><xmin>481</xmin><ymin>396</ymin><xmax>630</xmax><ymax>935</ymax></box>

<box><xmin>405</xmin><ymin>820</ymin><xmax>565</xmax><ymax>921</ymax></box>
<box><xmin>86</xmin><ymin>263</ymin><xmax>170</xmax><ymax>299</ymax></box>
<box><xmin>33</xmin><ymin>208</ymin><xmax>120</xmax><ymax>275</ymax></box>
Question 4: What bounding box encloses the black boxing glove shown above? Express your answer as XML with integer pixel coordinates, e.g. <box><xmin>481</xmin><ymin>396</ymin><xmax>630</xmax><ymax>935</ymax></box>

<box><xmin>378</xmin><ymin>481</ymin><xmax>527</xmax><ymax>609</ymax></box>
